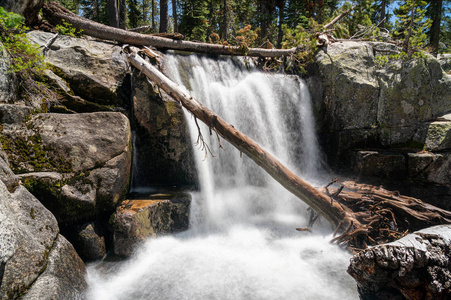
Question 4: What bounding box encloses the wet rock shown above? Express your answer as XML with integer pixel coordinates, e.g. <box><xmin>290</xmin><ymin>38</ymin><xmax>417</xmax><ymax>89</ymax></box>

<box><xmin>131</xmin><ymin>73</ymin><xmax>197</xmax><ymax>189</ymax></box>
<box><xmin>113</xmin><ymin>193</ymin><xmax>191</xmax><ymax>256</ymax></box>
<box><xmin>27</xmin><ymin>31</ymin><xmax>129</xmax><ymax>107</ymax></box>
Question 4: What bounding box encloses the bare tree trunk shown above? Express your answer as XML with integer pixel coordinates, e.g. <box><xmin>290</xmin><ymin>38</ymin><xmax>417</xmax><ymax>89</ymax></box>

<box><xmin>119</xmin><ymin>0</ymin><xmax>127</xmax><ymax>29</ymax></box>
<box><xmin>222</xmin><ymin>0</ymin><xmax>228</xmax><ymax>41</ymax></box>
<box><xmin>159</xmin><ymin>0</ymin><xmax>168</xmax><ymax>33</ymax></box>
<box><xmin>429</xmin><ymin>0</ymin><xmax>442</xmax><ymax>57</ymax></box>
<box><xmin>42</xmin><ymin>2</ymin><xmax>297</xmax><ymax>57</ymax></box>
<box><xmin>380</xmin><ymin>0</ymin><xmax>386</xmax><ymax>27</ymax></box>
<box><xmin>276</xmin><ymin>0</ymin><xmax>285</xmax><ymax>49</ymax></box>
<box><xmin>152</xmin><ymin>0</ymin><xmax>156</xmax><ymax>33</ymax></box>
<box><xmin>172</xmin><ymin>0</ymin><xmax>178</xmax><ymax>33</ymax></box>
<box><xmin>108</xmin><ymin>0</ymin><xmax>119</xmax><ymax>28</ymax></box>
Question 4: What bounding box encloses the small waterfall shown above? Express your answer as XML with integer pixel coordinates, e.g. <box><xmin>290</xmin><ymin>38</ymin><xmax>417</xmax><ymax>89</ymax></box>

<box><xmin>86</xmin><ymin>53</ymin><xmax>358</xmax><ymax>300</ymax></box>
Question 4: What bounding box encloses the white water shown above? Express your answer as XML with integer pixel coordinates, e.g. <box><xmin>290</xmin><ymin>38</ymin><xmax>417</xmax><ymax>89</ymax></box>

<box><xmin>86</xmin><ymin>53</ymin><xmax>358</xmax><ymax>300</ymax></box>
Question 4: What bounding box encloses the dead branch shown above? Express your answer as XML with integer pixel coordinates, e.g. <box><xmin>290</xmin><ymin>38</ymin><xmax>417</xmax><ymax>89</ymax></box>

<box><xmin>324</xmin><ymin>5</ymin><xmax>355</xmax><ymax>29</ymax></box>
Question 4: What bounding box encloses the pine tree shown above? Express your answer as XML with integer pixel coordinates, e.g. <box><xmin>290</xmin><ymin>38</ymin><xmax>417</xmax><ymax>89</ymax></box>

<box><xmin>127</xmin><ymin>0</ymin><xmax>141</xmax><ymax>28</ymax></box>
<box><xmin>394</xmin><ymin>0</ymin><xmax>431</xmax><ymax>55</ymax></box>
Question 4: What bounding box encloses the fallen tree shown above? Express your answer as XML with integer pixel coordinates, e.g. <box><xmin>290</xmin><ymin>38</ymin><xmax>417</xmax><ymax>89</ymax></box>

<box><xmin>41</xmin><ymin>2</ymin><xmax>297</xmax><ymax>58</ymax></box>
<box><xmin>126</xmin><ymin>47</ymin><xmax>451</xmax><ymax>251</ymax></box>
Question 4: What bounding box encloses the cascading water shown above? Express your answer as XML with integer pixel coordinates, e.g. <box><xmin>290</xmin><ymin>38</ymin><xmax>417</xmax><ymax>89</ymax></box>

<box><xmin>86</xmin><ymin>53</ymin><xmax>359</xmax><ymax>299</ymax></box>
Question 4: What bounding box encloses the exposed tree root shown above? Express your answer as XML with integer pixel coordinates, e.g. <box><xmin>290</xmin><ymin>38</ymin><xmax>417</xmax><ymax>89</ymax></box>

<box><xmin>322</xmin><ymin>181</ymin><xmax>451</xmax><ymax>252</ymax></box>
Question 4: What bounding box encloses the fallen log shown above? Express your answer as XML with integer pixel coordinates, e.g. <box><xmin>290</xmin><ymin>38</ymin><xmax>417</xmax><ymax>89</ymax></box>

<box><xmin>126</xmin><ymin>47</ymin><xmax>451</xmax><ymax>250</ymax></box>
<box><xmin>42</xmin><ymin>2</ymin><xmax>297</xmax><ymax>58</ymax></box>
<box><xmin>348</xmin><ymin>225</ymin><xmax>451</xmax><ymax>299</ymax></box>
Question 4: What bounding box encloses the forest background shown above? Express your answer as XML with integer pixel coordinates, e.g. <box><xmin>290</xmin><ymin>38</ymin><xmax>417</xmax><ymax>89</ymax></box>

<box><xmin>53</xmin><ymin>0</ymin><xmax>451</xmax><ymax>56</ymax></box>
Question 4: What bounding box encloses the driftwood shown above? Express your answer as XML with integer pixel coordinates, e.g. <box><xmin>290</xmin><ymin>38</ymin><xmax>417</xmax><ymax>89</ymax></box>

<box><xmin>42</xmin><ymin>1</ymin><xmax>297</xmax><ymax>58</ymax></box>
<box><xmin>348</xmin><ymin>225</ymin><xmax>451</xmax><ymax>299</ymax></box>
<box><xmin>126</xmin><ymin>47</ymin><xmax>451</xmax><ymax>251</ymax></box>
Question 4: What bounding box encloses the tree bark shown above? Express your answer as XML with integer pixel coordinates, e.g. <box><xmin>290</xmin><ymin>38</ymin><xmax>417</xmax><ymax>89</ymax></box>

<box><xmin>151</xmin><ymin>0</ymin><xmax>156</xmax><ymax>33</ymax></box>
<box><xmin>172</xmin><ymin>0</ymin><xmax>178</xmax><ymax>33</ymax></box>
<box><xmin>429</xmin><ymin>0</ymin><xmax>442</xmax><ymax>57</ymax></box>
<box><xmin>380</xmin><ymin>0</ymin><xmax>386</xmax><ymax>27</ymax></box>
<box><xmin>119</xmin><ymin>0</ymin><xmax>127</xmax><ymax>29</ymax></box>
<box><xmin>222</xmin><ymin>0</ymin><xmax>228</xmax><ymax>41</ymax></box>
<box><xmin>42</xmin><ymin>2</ymin><xmax>297</xmax><ymax>57</ymax></box>
<box><xmin>159</xmin><ymin>0</ymin><xmax>169</xmax><ymax>33</ymax></box>
<box><xmin>108</xmin><ymin>0</ymin><xmax>119</xmax><ymax>28</ymax></box>
<box><xmin>126</xmin><ymin>48</ymin><xmax>451</xmax><ymax>251</ymax></box>
<box><xmin>276</xmin><ymin>0</ymin><xmax>285</xmax><ymax>49</ymax></box>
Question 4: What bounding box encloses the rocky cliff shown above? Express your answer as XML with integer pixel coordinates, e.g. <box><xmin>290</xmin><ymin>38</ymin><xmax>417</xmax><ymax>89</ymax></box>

<box><xmin>308</xmin><ymin>41</ymin><xmax>451</xmax><ymax>209</ymax></box>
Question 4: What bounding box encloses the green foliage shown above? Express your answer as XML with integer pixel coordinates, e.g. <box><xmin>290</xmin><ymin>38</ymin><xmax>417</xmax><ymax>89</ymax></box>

<box><xmin>0</xmin><ymin>6</ymin><xmax>24</xmax><ymax>29</ymax></box>
<box><xmin>394</xmin><ymin>0</ymin><xmax>431</xmax><ymax>54</ymax></box>
<box><xmin>127</xmin><ymin>0</ymin><xmax>142</xmax><ymax>29</ymax></box>
<box><xmin>282</xmin><ymin>24</ymin><xmax>318</xmax><ymax>74</ymax></box>
<box><xmin>0</xmin><ymin>8</ymin><xmax>46</xmax><ymax>74</ymax></box>
<box><xmin>56</xmin><ymin>20</ymin><xmax>84</xmax><ymax>37</ymax></box>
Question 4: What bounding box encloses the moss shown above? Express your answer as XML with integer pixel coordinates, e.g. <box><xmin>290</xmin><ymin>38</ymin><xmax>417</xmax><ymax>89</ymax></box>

<box><xmin>0</xmin><ymin>130</ymin><xmax>72</xmax><ymax>174</ymax></box>
<box><xmin>30</xmin><ymin>208</ymin><xmax>35</xmax><ymax>219</ymax></box>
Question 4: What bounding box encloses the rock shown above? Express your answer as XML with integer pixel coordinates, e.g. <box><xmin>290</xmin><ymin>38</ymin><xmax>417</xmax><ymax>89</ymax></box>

<box><xmin>438</xmin><ymin>53</ymin><xmax>451</xmax><ymax>73</ymax></box>
<box><xmin>0</xmin><ymin>0</ymin><xmax>44</xmax><ymax>25</ymax></box>
<box><xmin>0</xmin><ymin>42</ymin><xmax>16</xmax><ymax>104</ymax></box>
<box><xmin>131</xmin><ymin>73</ymin><xmax>197</xmax><ymax>190</ymax></box>
<box><xmin>0</xmin><ymin>181</ymin><xmax>86</xmax><ymax>299</ymax></box>
<box><xmin>354</xmin><ymin>151</ymin><xmax>406</xmax><ymax>180</ymax></box>
<box><xmin>310</xmin><ymin>41</ymin><xmax>451</xmax><ymax>198</ymax></box>
<box><xmin>348</xmin><ymin>225</ymin><xmax>451</xmax><ymax>299</ymax></box>
<box><xmin>20</xmin><ymin>235</ymin><xmax>87</xmax><ymax>300</ymax></box>
<box><xmin>2</xmin><ymin>112</ymin><xmax>131</xmax><ymax>223</ymax></box>
<box><xmin>313</xmin><ymin>42</ymin><xmax>379</xmax><ymax>131</ymax></box>
<box><xmin>62</xmin><ymin>222</ymin><xmax>106</xmax><ymax>262</ymax></box>
<box><xmin>377</xmin><ymin>56</ymin><xmax>451</xmax><ymax>128</ymax></box>
<box><xmin>113</xmin><ymin>193</ymin><xmax>191</xmax><ymax>256</ymax></box>
<box><xmin>31</xmin><ymin>112</ymin><xmax>130</xmax><ymax>172</ymax></box>
<box><xmin>27</xmin><ymin>31</ymin><xmax>130</xmax><ymax>108</ymax></box>
<box><xmin>0</xmin><ymin>104</ymin><xmax>33</xmax><ymax>125</ymax></box>
<box><xmin>0</xmin><ymin>147</ymin><xmax>19</xmax><ymax>192</ymax></box>
<box><xmin>423</xmin><ymin>121</ymin><xmax>451</xmax><ymax>152</ymax></box>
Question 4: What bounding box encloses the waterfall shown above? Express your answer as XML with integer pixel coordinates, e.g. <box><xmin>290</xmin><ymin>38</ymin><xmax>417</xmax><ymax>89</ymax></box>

<box><xmin>86</xmin><ymin>53</ymin><xmax>358</xmax><ymax>300</ymax></box>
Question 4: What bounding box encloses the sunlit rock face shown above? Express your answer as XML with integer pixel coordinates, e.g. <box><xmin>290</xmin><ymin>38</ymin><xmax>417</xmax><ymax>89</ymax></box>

<box><xmin>113</xmin><ymin>193</ymin><xmax>191</xmax><ymax>256</ymax></box>
<box><xmin>0</xmin><ymin>147</ymin><xmax>86</xmax><ymax>299</ymax></box>
<box><xmin>27</xmin><ymin>31</ymin><xmax>130</xmax><ymax>109</ymax></box>
<box><xmin>309</xmin><ymin>41</ymin><xmax>451</xmax><ymax>206</ymax></box>
<box><xmin>2</xmin><ymin>112</ymin><xmax>131</xmax><ymax>224</ymax></box>
<box><xmin>0</xmin><ymin>43</ymin><xmax>16</xmax><ymax>104</ymax></box>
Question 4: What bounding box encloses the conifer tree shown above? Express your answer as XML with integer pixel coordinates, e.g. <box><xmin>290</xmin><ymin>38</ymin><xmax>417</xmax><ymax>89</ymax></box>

<box><xmin>394</xmin><ymin>0</ymin><xmax>431</xmax><ymax>55</ymax></box>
